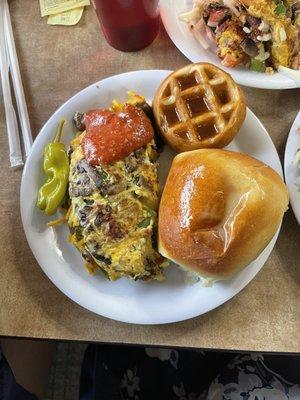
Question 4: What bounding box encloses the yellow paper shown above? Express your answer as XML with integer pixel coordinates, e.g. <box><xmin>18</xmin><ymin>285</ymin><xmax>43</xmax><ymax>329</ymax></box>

<box><xmin>47</xmin><ymin>6</ymin><xmax>84</xmax><ymax>25</ymax></box>
<box><xmin>39</xmin><ymin>0</ymin><xmax>90</xmax><ymax>17</ymax></box>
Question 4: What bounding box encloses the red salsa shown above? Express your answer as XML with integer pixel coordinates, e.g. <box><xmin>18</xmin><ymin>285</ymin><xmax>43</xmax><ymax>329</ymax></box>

<box><xmin>81</xmin><ymin>104</ymin><xmax>154</xmax><ymax>165</ymax></box>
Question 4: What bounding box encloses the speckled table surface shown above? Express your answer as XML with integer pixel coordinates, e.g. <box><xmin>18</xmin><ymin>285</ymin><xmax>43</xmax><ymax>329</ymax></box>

<box><xmin>0</xmin><ymin>0</ymin><xmax>299</xmax><ymax>352</ymax></box>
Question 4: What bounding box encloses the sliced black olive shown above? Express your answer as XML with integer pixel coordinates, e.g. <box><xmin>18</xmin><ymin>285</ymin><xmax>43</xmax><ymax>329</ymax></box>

<box><xmin>94</xmin><ymin>212</ymin><xmax>111</xmax><ymax>226</ymax></box>
<box><xmin>136</xmin><ymin>102</ymin><xmax>165</xmax><ymax>152</ymax></box>
<box><xmin>94</xmin><ymin>205</ymin><xmax>112</xmax><ymax>226</ymax></box>
<box><xmin>93</xmin><ymin>253</ymin><xmax>111</xmax><ymax>265</ymax></box>
<box><xmin>82</xmin><ymin>249</ymin><xmax>93</xmax><ymax>263</ymax></box>
<box><xmin>133</xmin><ymin>175</ymin><xmax>146</xmax><ymax>187</ymax></box>
<box><xmin>70</xmin><ymin>186</ymin><xmax>93</xmax><ymax>197</ymax></box>
<box><xmin>76</xmin><ymin>162</ymin><xmax>86</xmax><ymax>173</ymax></box>
<box><xmin>86</xmin><ymin>224</ymin><xmax>94</xmax><ymax>233</ymax></box>
<box><xmin>137</xmin><ymin>102</ymin><xmax>153</xmax><ymax>119</ymax></box>
<box><xmin>84</xmin><ymin>199</ymin><xmax>94</xmax><ymax>205</ymax></box>
<box><xmin>76</xmin><ymin>175</ymin><xmax>90</xmax><ymax>186</ymax></box>
<box><xmin>134</xmin><ymin>148</ymin><xmax>144</xmax><ymax>159</ymax></box>
<box><xmin>78</xmin><ymin>205</ymin><xmax>92</xmax><ymax>226</ymax></box>
<box><xmin>81</xmin><ymin>205</ymin><xmax>92</xmax><ymax>213</ymax></box>
<box><xmin>73</xmin><ymin>111</ymin><xmax>86</xmax><ymax>131</ymax></box>
<box><xmin>76</xmin><ymin>160</ymin><xmax>110</xmax><ymax>189</ymax></box>
<box><xmin>67</xmin><ymin>146</ymin><xmax>74</xmax><ymax>158</ymax></box>
<box><xmin>125</xmin><ymin>157</ymin><xmax>137</xmax><ymax>173</ymax></box>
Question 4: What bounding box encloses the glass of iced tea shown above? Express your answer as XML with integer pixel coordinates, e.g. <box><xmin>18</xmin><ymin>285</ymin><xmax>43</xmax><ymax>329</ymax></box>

<box><xmin>93</xmin><ymin>0</ymin><xmax>160</xmax><ymax>52</ymax></box>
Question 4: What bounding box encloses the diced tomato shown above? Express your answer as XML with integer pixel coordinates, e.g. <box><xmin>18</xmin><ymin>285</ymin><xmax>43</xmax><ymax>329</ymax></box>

<box><xmin>207</xmin><ymin>9</ymin><xmax>227</xmax><ymax>25</ymax></box>
<box><xmin>221</xmin><ymin>53</ymin><xmax>243</xmax><ymax>68</ymax></box>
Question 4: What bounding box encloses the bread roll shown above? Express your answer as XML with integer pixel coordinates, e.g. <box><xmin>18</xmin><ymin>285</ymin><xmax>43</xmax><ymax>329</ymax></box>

<box><xmin>158</xmin><ymin>149</ymin><xmax>289</xmax><ymax>280</ymax></box>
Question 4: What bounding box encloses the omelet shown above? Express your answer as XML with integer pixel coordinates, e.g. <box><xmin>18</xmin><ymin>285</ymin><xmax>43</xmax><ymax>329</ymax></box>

<box><xmin>242</xmin><ymin>0</ymin><xmax>297</xmax><ymax>68</ymax></box>
<box><xmin>67</xmin><ymin>108</ymin><xmax>167</xmax><ymax>281</ymax></box>
<box><xmin>182</xmin><ymin>0</ymin><xmax>300</xmax><ymax>71</ymax></box>
<box><xmin>217</xmin><ymin>21</ymin><xmax>247</xmax><ymax>67</ymax></box>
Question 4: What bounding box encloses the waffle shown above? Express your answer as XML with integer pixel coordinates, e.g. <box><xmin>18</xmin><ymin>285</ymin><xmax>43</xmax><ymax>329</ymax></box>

<box><xmin>152</xmin><ymin>63</ymin><xmax>246</xmax><ymax>152</ymax></box>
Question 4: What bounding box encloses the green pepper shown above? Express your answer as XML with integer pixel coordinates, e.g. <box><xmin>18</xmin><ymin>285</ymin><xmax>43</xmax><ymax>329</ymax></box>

<box><xmin>73</xmin><ymin>226</ymin><xmax>84</xmax><ymax>241</ymax></box>
<box><xmin>250</xmin><ymin>58</ymin><xmax>266</xmax><ymax>72</ymax></box>
<box><xmin>137</xmin><ymin>217</ymin><xmax>152</xmax><ymax>228</ymax></box>
<box><xmin>275</xmin><ymin>2</ymin><xmax>286</xmax><ymax>14</ymax></box>
<box><xmin>37</xmin><ymin>119</ymin><xmax>70</xmax><ymax>215</ymax></box>
<box><xmin>147</xmin><ymin>209</ymin><xmax>157</xmax><ymax>218</ymax></box>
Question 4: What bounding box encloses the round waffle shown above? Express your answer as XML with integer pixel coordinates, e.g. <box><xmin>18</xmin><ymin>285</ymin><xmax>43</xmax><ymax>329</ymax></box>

<box><xmin>153</xmin><ymin>63</ymin><xmax>246</xmax><ymax>152</ymax></box>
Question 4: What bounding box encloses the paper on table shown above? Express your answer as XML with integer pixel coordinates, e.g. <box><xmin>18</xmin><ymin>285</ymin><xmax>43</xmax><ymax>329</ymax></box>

<box><xmin>47</xmin><ymin>6</ymin><xmax>84</xmax><ymax>25</ymax></box>
<box><xmin>39</xmin><ymin>0</ymin><xmax>90</xmax><ymax>17</ymax></box>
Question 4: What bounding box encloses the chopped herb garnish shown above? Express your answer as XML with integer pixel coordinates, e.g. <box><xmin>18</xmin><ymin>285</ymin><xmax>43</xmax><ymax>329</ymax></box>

<box><xmin>74</xmin><ymin>227</ymin><xmax>83</xmax><ymax>241</ymax></box>
<box><xmin>275</xmin><ymin>2</ymin><xmax>286</xmax><ymax>14</ymax></box>
<box><xmin>147</xmin><ymin>209</ymin><xmax>157</xmax><ymax>218</ymax></box>
<box><xmin>250</xmin><ymin>59</ymin><xmax>266</xmax><ymax>72</ymax></box>
<box><xmin>96</xmin><ymin>167</ymin><xmax>109</xmax><ymax>182</ymax></box>
<box><xmin>137</xmin><ymin>217</ymin><xmax>151</xmax><ymax>228</ymax></box>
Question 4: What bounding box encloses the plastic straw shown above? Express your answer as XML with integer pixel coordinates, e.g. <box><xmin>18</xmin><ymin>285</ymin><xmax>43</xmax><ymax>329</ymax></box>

<box><xmin>0</xmin><ymin>0</ymin><xmax>23</xmax><ymax>168</ymax></box>
<box><xmin>4</xmin><ymin>0</ymin><xmax>33</xmax><ymax>158</ymax></box>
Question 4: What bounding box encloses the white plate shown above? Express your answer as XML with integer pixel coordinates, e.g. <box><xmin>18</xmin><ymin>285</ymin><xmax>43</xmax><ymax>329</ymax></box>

<box><xmin>284</xmin><ymin>111</ymin><xmax>300</xmax><ymax>224</ymax></box>
<box><xmin>160</xmin><ymin>0</ymin><xmax>300</xmax><ymax>89</ymax></box>
<box><xmin>21</xmin><ymin>70</ymin><xmax>283</xmax><ymax>325</ymax></box>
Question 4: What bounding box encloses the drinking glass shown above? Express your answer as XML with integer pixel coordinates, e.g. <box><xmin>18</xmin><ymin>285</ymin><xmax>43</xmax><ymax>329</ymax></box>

<box><xmin>94</xmin><ymin>0</ymin><xmax>160</xmax><ymax>52</ymax></box>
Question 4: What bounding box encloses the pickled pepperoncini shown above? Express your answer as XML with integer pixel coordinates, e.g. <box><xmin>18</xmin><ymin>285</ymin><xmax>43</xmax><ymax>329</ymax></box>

<box><xmin>37</xmin><ymin>119</ymin><xmax>69</xmax><ymax>215</ymax></box>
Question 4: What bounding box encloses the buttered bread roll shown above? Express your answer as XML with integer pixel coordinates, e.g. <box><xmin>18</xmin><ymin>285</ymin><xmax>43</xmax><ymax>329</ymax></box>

<box><xmin>158</xmin><ymin>149</ymin><xmax>289</xmax><ymax>280</ymax></box>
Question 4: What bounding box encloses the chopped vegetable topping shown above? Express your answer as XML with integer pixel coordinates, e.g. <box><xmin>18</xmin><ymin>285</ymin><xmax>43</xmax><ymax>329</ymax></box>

<box><xmin>250</xmin><ymin>58</ymin><xmax>266</xmax><ymax>72</ymax></box>
<box><xmin>137</xmin><ymin>217</ymin><xmax>152</xmax><ymax>228</ymax></box>
<box><xmin>275</xmin><ymin>3</ymin><xmax>286</xmax><ymax>15</ymax></box>
<box><xmin>179</xmin><ymin>0</ymin><xmax>300</xmax><ymax>72</ymax></box>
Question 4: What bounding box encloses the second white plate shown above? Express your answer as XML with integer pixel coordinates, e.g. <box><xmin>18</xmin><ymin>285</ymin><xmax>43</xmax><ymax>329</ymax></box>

<box><xmin>160</xmin><ymin>0</ymin><xmax>300</xmax><ymax>89</ymax></box>
<box><xmin>21</xmin><ymin>70</ymin><xmax>283</xmax><ymax>324</ymax></box>
<box><xmin>284</xmin><ymin>111</ymin><xmax>300</xmax><ymax>224</ymax></box>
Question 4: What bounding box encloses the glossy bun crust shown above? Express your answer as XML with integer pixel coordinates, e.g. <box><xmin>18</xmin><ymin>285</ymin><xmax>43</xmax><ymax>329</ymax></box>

<box><xmin>158</xmin><ymin>149</ymin><xmax>289</xmax><ymax>280</ymax></box>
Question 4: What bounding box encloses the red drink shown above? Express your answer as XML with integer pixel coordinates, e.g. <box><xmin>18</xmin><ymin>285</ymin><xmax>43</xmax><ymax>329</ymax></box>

<box><xmin>94</xmin><ymin>0</ymin><xmax>160</xmax><ymax>52</ymax></box>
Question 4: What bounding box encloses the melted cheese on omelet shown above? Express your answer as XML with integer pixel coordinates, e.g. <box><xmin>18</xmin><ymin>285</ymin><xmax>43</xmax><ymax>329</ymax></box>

<box><xmin>68</xmin><ymin>133</ymin><xmax>167</xmax><ymax>281</ymax></box>
<box><xmin>217</xmin><ymin>22</ymin><xmax>246</xmax><ymax>65</ymax></box>
<box><xmin>245</xmin><ymin>0</ymin><xmax>297</xmax><ymax>67</ymax></box>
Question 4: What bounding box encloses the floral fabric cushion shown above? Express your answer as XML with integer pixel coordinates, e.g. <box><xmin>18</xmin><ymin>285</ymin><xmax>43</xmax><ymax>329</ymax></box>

<box><xmin>79</xmin><ymin>345</ymin><xmax>300</xmax><ymax>400</ymax></box>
